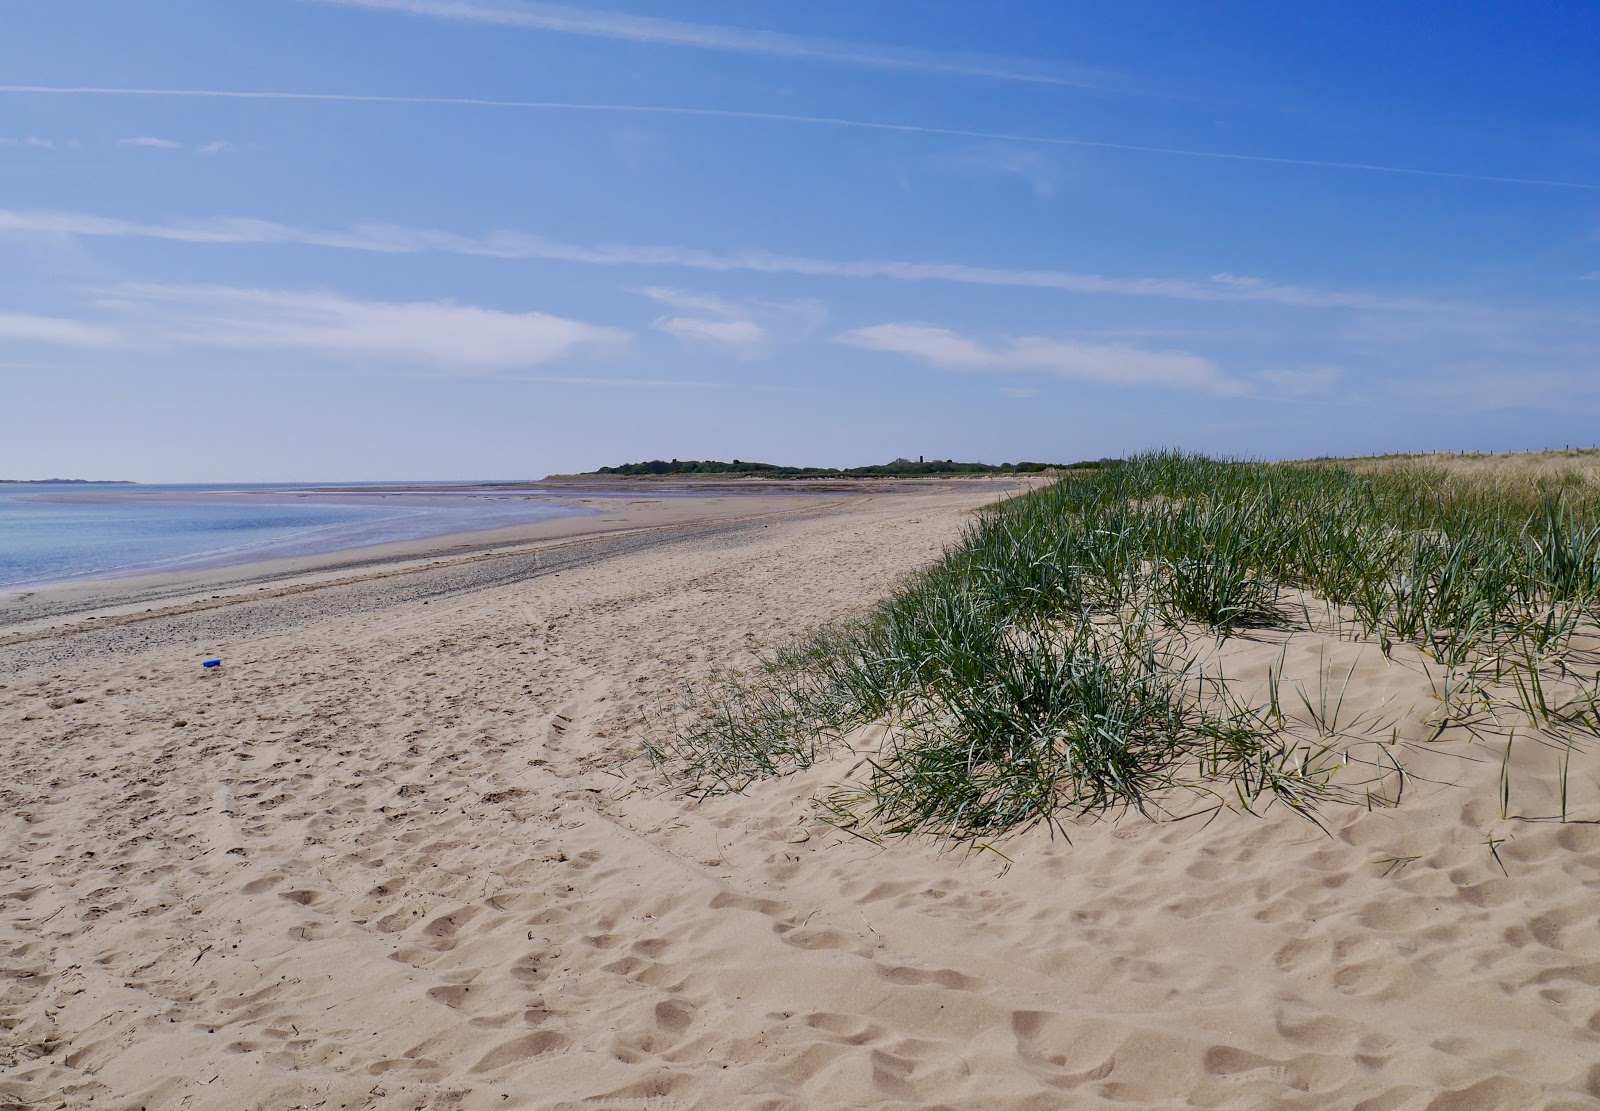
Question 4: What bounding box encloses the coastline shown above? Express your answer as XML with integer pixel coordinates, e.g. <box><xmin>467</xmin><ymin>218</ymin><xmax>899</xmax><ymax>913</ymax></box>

<box><xmin>0</xmin><ymin>484</ymin><xmax>906</xmax><ymax>642</ymax></box>
<box><xmin>4</xmin><ymin>473</ymin><xmax>1599</xmax><ymax>1107</ymax></box>
<box><xmin>0</xmin><ymin>476</ymin><xmax>1002</xmax><ymax>620</ymax></box>
<box><xmin>0</xmin><ymin>478</ymin><xmax>818</xmax><ymax>598</ymax></box>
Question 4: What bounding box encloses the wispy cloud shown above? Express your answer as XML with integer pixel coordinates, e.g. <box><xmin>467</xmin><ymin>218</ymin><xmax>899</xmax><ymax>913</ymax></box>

<box><xmin>0</xmin><ymin>312</ymin><xmax>120</xmax><ymax>347</ymax></box>
<box><xmin>133</xmin><ymin>284</ymin><xmax>626</xmax><ymax>367</ymax></box>
<box><xmin>635</xmin><ymin>286</ymin><xmax>826</xmax><ymax>356</ymax></box>
<box><xmin>2</xmin><ymin>285</ymin><xmax>627</xmax><ymax>370</ymax></box>
<box><xmin>652</xmin><ymin>316</ymin><xmax>767</xmax><ymax>352</ymax></box>
<box><xmin>4</xmin><ymin>86</ymin><xmax>1596</xmax><ymax>192</ymax></box>
<box><xmin>636</xmin><ymin>287</ymin><xmax>747</xmax><ymax>320</ymax></box>
<box><xmin>515</xmin><ymin>372</ymin><xmax>799</xmax><ymax>392</ymax></box>
<box><xmin>306</xmin><ymin>0</ymin><xmax>1103</xmax><ymax>88</ymax></box>
<box><xmin>0</xmin><ymin>136</ymin><xmax>79</xmax><ymax>150</ymax></box>
<box><xmin>0</xmin><ymin>208</ymin><xmax>1424</xmax><ymax>311</ymax></box>
<box><xmin>840</xmin><ymin>322</ymin><xmax>1244</xmax><ymax>395</ymax></box>
<box><xmin>117</xmin><ymin>136</ymin><xmax>233</xmax><ymax>154</ymax></box>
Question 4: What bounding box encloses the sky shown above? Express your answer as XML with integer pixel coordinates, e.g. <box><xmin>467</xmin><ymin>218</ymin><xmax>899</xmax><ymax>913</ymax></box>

<box><xmin>1</xmin><ymin>1</ymin><xmax>1598</xmax><ymax>481</ymax></box>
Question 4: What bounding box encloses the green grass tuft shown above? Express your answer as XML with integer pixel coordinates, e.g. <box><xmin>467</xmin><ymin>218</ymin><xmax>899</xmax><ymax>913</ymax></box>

<box><xmin>648</xmin><ymin>451</ymin><xmax>1600</xmax><ymax>839</ymax></box>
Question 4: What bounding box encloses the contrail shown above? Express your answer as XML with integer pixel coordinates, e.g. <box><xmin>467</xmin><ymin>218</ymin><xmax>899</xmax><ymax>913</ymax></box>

<box><xmin>305</xmin><ymin>0</ymin><xmax>1102</xmax><ymax>88</ymax></box>
<box><xmin>2</xmin><ymin>84</ymin><xmax>1595</xmax><ymax>192</ymax></box>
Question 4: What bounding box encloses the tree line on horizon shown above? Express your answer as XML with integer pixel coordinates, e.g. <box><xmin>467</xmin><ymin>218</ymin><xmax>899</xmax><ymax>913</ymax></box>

<box><xmin>587</xmin><ymin>457</ymin><xmax>1109</xmax><ymax>478</ymax></box>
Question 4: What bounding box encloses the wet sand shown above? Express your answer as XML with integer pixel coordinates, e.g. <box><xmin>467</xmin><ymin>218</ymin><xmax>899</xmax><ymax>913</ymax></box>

<box><xmin>0</xmin><ymin>486</ymin><xmax>884</xmax><ymax>653</ymax></box>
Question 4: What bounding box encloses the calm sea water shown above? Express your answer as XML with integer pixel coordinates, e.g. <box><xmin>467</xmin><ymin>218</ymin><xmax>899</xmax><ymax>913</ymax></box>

<box><xmin>0</xmin><ymin>482</ymin><xmax>597</xmax><ymax>589</ymax></box>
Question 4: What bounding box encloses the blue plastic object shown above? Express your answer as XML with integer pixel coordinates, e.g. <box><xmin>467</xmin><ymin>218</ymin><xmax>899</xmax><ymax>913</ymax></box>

<box><xmin>202</xmin><ymin>659</ymin><xmax>222</xmax><ymax>668</ymax></box>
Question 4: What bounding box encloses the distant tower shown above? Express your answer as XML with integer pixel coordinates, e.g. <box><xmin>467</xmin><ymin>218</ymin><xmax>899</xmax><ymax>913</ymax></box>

<box><xmin>919</xmin><ymin>455</ymin><xmax>924</xmax><ymax>463</ymax></box>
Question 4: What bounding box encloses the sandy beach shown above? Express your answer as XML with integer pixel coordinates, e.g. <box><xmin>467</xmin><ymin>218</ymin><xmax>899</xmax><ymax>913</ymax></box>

<box><xmin>4</xmin><ymin>477</ymin><xmax>1599</xmax><ymax>1110</ymax></box>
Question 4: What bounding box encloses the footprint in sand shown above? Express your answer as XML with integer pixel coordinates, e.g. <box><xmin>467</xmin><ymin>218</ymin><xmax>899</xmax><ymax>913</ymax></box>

<box><xmin>1203</xmin><ymin>1045</ymin><xmax>1309</xmax><ymax>1091</ymax></box>
<box><xmin>425</xmin><ymin>983</ymin><xmax>476</xmax><ymax>1010</ymax></box>
<box><xmin>772</xmin><ymin>922</ymin><xmax>867</xmax><ymax>956</ymax></box>
<box><xmin>469</xmin><ymin>1030</ymin><xmax>572</xmax><ymax>1073</ymax></box>
<box><xmin>653</xmin><ymin>998</ymin><xmax>695</xmax><ymax>1036</ymax></box>
<box><xmin>803</xmin><ymin>1011</ymin><xmax>883</xmax><ymax>1047</ymax></box>
<box><xmin>1422</xmin><ymin>1075</ymin><xmax>1541</xmax><ymax>1111</ymax></box>
<box><xmin>1010</xmin><ymin>1011</ymin><xmax>1119</xmax><ymax>1086</ymax></box>
<box><xmin>876</xmin><ymin>964</ymin><xmax>979</xmax><ymax>990</ymax></box>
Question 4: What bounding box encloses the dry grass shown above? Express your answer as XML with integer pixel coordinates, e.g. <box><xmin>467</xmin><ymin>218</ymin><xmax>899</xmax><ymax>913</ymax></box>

<box><xmin>1302</xmin><ymin>448</ymin><xmax>1600</xmax><ymax>502</ymax></box>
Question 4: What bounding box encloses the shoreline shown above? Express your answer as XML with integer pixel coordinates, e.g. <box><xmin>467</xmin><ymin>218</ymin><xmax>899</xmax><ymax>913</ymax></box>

<box><xmin>0</xmin><ymin>477</ymin><xmax>1025</xmax><ymax>664</ymax></box>
<box><xmin>0</xmin><ymin>494</ymin><xmax>821</xmax><ymax>641</ymax></box>
<box><xmin>0</xmin><ymin>477</ymin><xmax>866</xmax><ymax>599</ymax></box>
<box><xmin>0</xmin><ymin>475</ymin><xmax>996</xmax><ymax>608</ymax></box>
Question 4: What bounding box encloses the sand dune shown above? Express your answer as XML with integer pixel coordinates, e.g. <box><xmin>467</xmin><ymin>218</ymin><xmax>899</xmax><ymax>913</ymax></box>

<box><xmin>4</xmin><ymin>481</ymin><xmax>1599</xmax><ymax>1109</ymax></box>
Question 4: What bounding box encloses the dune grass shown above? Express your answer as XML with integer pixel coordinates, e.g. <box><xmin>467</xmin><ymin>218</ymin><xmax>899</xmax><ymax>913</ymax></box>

<box><xmin>647</xmin><ymin>451</ymin><xmax>1600</xmax><ymax>839</ymax></box>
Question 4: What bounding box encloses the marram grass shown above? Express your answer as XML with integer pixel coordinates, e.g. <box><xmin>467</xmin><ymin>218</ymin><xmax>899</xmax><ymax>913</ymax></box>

<box><xmin>646</xmin><ymin>451</ymin><xmax>1600</xmax><ymax>839</ymax></box>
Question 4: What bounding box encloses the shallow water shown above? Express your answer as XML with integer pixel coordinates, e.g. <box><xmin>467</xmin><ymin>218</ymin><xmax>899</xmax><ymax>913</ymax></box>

<box><xmin>0</xmin><ymin>481</ymin><xmax>595</xmax><ymax>588</ymax></box>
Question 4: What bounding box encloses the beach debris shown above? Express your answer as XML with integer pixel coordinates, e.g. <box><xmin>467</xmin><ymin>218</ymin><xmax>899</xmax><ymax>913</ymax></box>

<box><xmin>202</xmin><ymin>658</ymin><xmax>222</xmax><ymax>669</ymax></box>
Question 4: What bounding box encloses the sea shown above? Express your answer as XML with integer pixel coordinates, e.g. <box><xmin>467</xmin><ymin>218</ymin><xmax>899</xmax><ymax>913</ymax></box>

<box><xmin>0</xmin><ymin>480</ymin><xmax>603</xmax><ymax>590</ymax></box>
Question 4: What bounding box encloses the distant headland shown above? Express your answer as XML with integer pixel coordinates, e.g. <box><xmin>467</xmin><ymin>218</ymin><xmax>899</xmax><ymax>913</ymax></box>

<box><xmin>558</xmin><ymin>457</ymin><xmax>1109</xmax><ymax>479</ymax></box>
<box><xmin>0</xmin><ymin>478</ymin><xmax>137</xmax><ymax>485</ymax></box>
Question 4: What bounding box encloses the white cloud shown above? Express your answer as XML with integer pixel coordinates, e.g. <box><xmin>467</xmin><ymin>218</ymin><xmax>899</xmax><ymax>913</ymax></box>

<box><xmin>637</xmin><ymin>286</ymin><xmax>827</xmax><ymax>330</ymax></box>
<box><xmin>635</xmin><ymin>285</ymin><xmax>827</xmax><ymax>356</ymax></box>
<box><xmin>999</xmin><ymin>386</ymin><xmax>1039</xmax><ymax>400</ymax></box>
<box><xmin>139</xmin><ymin>284</ymin><xmax>626</xmax><ymax>368</ymax></box>
<box><xmin>0</xmin><ymin>285</ymin><xmax>627</xmax><ymax>370</ymax></box>
<box><xmin>516</xmin><ymin>373</ymin><xmax>799</xmax><ymax>392</ymax></box>
<box><xmin>0</xmin><ymin>208</ymin><xmax>1426</xmax><ymax>312</ymax></box>
<box><xmin>0</xmin><ymin>312</ymin><xmax>119</xmax><ymax>347</ymax></box>
<box><xmin>639</xmin><ymin>285</ymin><xmax>766</xmax><ymax>353</ymax></box>
<box><xmin>840</xmin><ymin>322</ymin><xmax>1243</xmax><ymax>394</ymax></box>
<box><xmin>845</xmin><ymin>323</ymin><xmax>994</xmax><ymax>368</ymax></box>
<box><xmin>654</xmin><ymin>316</ymin><xmax>767</xmax><ymax>350</ymax></box>
<box><xmin>305</xmin><ymin>0</ymin><xmax>1103</xmax><ymax>88</ymax></box>
<box><xmin>115</xmin><ymin>137</ymin><xmax>236</xmax><ymax>154</ymax></box>
<box><xmin>1581</xmin><ymin>271</ymin><xmax>1600</xmax><ymax>282</ymax></box>
<box><xmin>636</xmin><ymin>286</ymin><xmax>745</xmax><ymax>319</ymax></box>
<box><xmin>0</xmin><ymin>137</ymin><xmax>74</xmax><ymax>149</ymax></box>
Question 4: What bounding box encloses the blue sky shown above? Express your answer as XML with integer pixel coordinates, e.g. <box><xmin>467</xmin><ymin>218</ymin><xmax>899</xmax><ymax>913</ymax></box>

<box><xmin>1</xmin><ymin>1</ymin><xmax>1597</xmax><ymax>481</ymax></box>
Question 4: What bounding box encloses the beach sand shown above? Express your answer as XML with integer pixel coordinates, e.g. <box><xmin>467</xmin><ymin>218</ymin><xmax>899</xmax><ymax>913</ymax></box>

<box><xmin>3</xmin><ymin>478</ymin><xmax>1599</xmax><ymax>1109</ymax></box>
